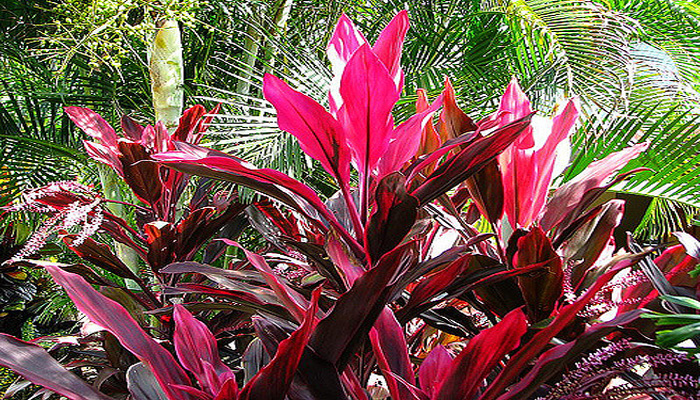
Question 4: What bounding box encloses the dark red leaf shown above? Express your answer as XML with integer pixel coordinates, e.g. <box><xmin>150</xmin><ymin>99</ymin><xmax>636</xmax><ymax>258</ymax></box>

<box><xmin>310</xmin><ymin>241</ymin><xmax>418</xmax><ymax>370</ymax></box>
<box><xmin>44</xmin><ymin>265</ymin><xmax>194</xmax><ymax>400</ymax></box>
<box><xmin>411</xmin><ymin>114</ymin><xmax>533</xmax><ymax>205</ymax></box>
<box><xmin>121</xmin><ymin>115</ymin><xmax>145</xmax><ymax>141</ymax></box>
<box><xmin>117</xmin><ymin>141</ymin><xmax>163</xmax><ymax>206</ymax></box>
<box><xmin>511</xmin><ymin>227</ymin><xmax>563</xmax><ymax>322</ymax></box>
<box><xmin>239</xmin><ymin>287</ymin><xmax>321</xmax><ymax>400</ymax></box>
<box><xmin>499</xmin><ymin>310</ymin><xmax>645</xmax><ymax>400</ymax></box>
<box><xmin>144</xmin><ymin>221</ymin><xmax>176</xmax><ymax>272</ymax></box>
<box><xmin>369</xmin><ymin>308</ymin><xmax>414</xmax><ymax>400</ymax></box>
<box><xmin>478</xmin><ymin>250</ymin><xmax>652</xmax><ymax>400</ymax></box>
<box><xmin>435</xmin><ymin>308</ymin><xmax>527</xmax><ymax>400</ymax></box>
<box><xmin>365</xmin><ymin>173</ymin><xmax>419</xmax><ymax>263</ymax></box>
<box><xmin>61</xmin><ymin>234</ymin><xmax>138</xmax><ymax>280</ymax></box>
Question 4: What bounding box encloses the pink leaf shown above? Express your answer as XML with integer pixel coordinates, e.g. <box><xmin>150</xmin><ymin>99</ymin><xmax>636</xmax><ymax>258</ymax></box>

<box><xmin>539</xmin><ymin>142</ymin><xmax>649</xmax><ymax>231</ymax></box>
<box><xmin>338</xmin><ymin>44</ymin><xmax>399</xmax><ymax>182</ymax></box>
<box><xmin>372</xmin><ymin>10</ymin><xmax>409</xmax><ymax>91</ymax></box>
<box><xmin>65</xmin><ymin>107</ymin><xmax>118</xmax><ymax>148</ymax></box>
<box><xmin>263</xmin><ymin>74</ymin><xmax>351</xmax><ymax>189</ymax></box>
<box><xmin>376</xmin><ymin>94</ymin><xmax>444</xmax><ymax>178</ymax></box>
<box><xmin>44</xmin><ymin>265</ymin><xmax>194</xmax><ymax>400</ymax></box>
<box><xmin>173</xmin><ymin>304</ymin><xmax>236</xmax><ymax>395</ymax></box>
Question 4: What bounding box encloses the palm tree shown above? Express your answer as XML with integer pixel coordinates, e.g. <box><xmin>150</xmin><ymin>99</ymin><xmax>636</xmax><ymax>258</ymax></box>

<box><xmin>197</xmin><ymin>0</ymin><xmax>700</xmax><ymax>238</ymax></box>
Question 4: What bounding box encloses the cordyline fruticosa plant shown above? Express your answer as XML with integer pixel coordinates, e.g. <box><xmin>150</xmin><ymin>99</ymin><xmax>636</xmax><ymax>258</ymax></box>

<box><xmin>2</xmin><ymin>10</ymin><xmax>700</xmax><ymax>400</ymax></box>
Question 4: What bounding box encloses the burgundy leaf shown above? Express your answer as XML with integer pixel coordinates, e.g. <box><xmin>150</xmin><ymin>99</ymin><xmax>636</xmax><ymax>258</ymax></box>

<box><xmin>153</xmin><ymin>142</ymin><xmax>362</xmax><ymax>257</ymax></box>
<box><xmin>173</xmin><ymin>105</ymin><xmax>206</xmax><ymax>142</ymax></box>
<box><xmin>539</xmin><ymin>143</ymin><xmax>649</xmax><ymax>231</ymax></box>
<box><xmin>403</xmin><ymin>253</ymin><xmax>476</xmax><ymax>314</ymax></box>
<box><xmin>499</xmin><ymin>310</ymin><xmax>645</xmax><ymax>400</ymax></box>
<box><xmin>478</xmin><ymin>250</ymin><xmax>652</xmax><ymax>400</ymax></box>
<box><xmin>44</xmin><ymin>265</ymin><xmax>194</xmax><ymax>400</ymax></box>
<box><xmin>144</xmin><ymin>221</ymin><xmax>176</xmax><ymax>273</ymax></box>
<box><xmin>225</xmin><ymin>239</ymin><xmax>309</xmax><ymax>323</ymax></box>
<box><xmin>61</xmin><ymin>234</ymin><xmax>138</xmax><ymax>280</ymax></box>
<box><xmin>365</xmin><ymin>173</ymin><xmax>419</xmax><ymax>263</ymax></box>
<box><xmin>511</xmin><ymin>227</ymin><xmax>563</xmax><ymax>322</ymax></box>
<box><xmin>239</xmin><ymin>287</ymin><xmax>321</xmax><ymax>400</ymax></box>
<box><xmin>464</xmin><ymin>159</ymin><xmax>504</xmax><ymax>224</ymax></box>
<box><xmin>310</xmin><ymin>241</ymin><xmax>418</xmax><ymax>370</ymax></box>
<box><xmin>121</xmin><ymin>115</ymin><xmax>145</xmax><ymax>141</ymax></box>
<box><xmin>412</xmin><ymin>114</ymin><xmax>533</xmax><ymax>205</ymax></box>
<box><xmin>435</xmin><ymin>308</ymin><xmax>528</xmax><ymax>400</ymax></box>
<box><xmin>117</xmin><ymin>141</ymin><xmax>163</xmax><ymax>206</ymax></box>
<box><xmin>560</xmin><ymin>200</ymin><xmax>624</xmax><ymax>290</ymax></box>
<box><xmin>0</xmin><ymin>333</ymin><xmax>112</xmax><ymax>400</ymax></box>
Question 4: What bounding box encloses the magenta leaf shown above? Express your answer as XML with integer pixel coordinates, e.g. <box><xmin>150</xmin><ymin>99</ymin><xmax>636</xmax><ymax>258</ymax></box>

<box><xmin>0</xmin><ymin>333</ymin><xmax>113</xmax><ymax>400</ymax></box>
<box><xmin>372</xmin><ymin>10</ymin><xmax>409</xmax><ymax>89</ymax></box>
<box><xmin>44</xmin><ymin>265</ymin><xmax>194</xmax><ymax>400</ymax></box>
<box><xmin>369</xmin><ymin>308</ymin><xmax>415</xmax><ymax>400</ymax></box>
<box><xmin>376</xmin><ymin>94</ymin><xmax>444</xmax><ymax>178</ymax></box>
<box><xmin>238</xmin><ymin>287</ymin><xmax>321</xmax><ymax>400</ymax></box>
<box><xmin>65</xmin><ymin>106</ymin><xmax>118</xmax><ymax>148</ymax></box>
<box><xmin>173</xmin><ymin>304</ymin><xmax>236</xmax><ymax>395</ymax></box>
<box><xmin>435</xmin><ymin>308</ymin><xmax>528</xmax><ymax>400</ymax></box>
<box><xmin>263</xmin><ymin>73</ymin><xmax>351</xmax><ymax>190</ymax></box>
<box><xmin>338</xmin><ymin>44</ymin><xmax>399</xmax><ymax>184</ymax></box>
<box><xmin>418</xmin><ymin>345</ymin><xmax>452</xmax><ymax>399</ymax></box>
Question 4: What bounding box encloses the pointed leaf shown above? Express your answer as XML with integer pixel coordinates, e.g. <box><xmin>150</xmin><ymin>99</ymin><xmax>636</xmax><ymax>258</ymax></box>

<box><xmin>0</xmin><ymin>333</ymin><xmax>112</xmax><ymax>400</ymax></box>
<box><xmin>263</xmin><ymin>74</ymin><xmax>351</xmax><ymax>188</ymax></box>
<box><xmin>65</xmin><ymin>107</ymin><xmax>118</xmax><ymax>148</ymax></box>
<box><xmin>239</xmin><ymin>287</ymin><xmax>321</xmax><ymax>400</ymax></box>
<box><xmin>540</xmin><ymin>143</ymin><xmax>649</xmax><ymax>231</ymax></box>
<box><xmin>365</xmin><ymin>173</ymin><xmax>419</xmax><ymax>263</ymax></box>
<box><xmin>44</xmin><ymin>265</ymin><xmax>194</xmax><ymax>400</ymax></box>
<box><xmin>418</xmin><ymin>345</ymin><xmax>452</xmax><ymax>399</ymax></box>
<box><xmin>412</xmin><ymin>114</ymin><xmax>533</xmax><ymax>205</ymax></box>
<box><xmin>511</xmin><ymin>227</ymin><xmax>563</xmax><ymax>322</ymax></box>
<box><xmin>173</xmin><ymin>304</ymin><xmax>235</xmax><ymax>395</ymax></box>
<box><xmin>372</xmin><ymin>10</ymin><xmax>409</xmax><ymax>89</ymax></box>
<box><xmin>338</xmin><ymin>44</ymin><xmax>398</xmax><ymax>180</ymax></box>
<box><xmin>369</xmin><ymin>308</ymin><xmax>414</xmax><ymax>400</ymax></box>
<box><xmin>310</xmin><ymin>241</ymin><xmax>418</xmax><ymax>370</ymax></box>
<box><xmin>435</xmin><ymin>308</ymin><xmax>528</xmax><ymax>400</ymax></box>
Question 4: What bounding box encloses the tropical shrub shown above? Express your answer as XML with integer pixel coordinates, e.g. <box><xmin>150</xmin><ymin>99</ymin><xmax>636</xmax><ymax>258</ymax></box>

<box><xmin>1</xmin><ymin>10</ymin><xmax>699</xmax><ymax>400</ymax></box>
